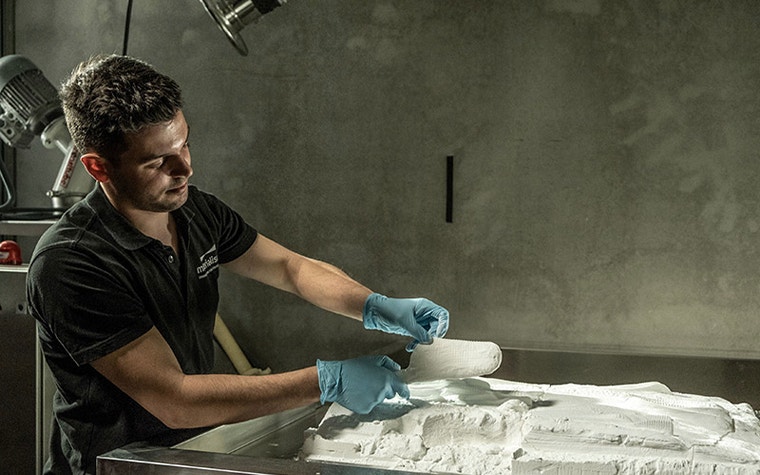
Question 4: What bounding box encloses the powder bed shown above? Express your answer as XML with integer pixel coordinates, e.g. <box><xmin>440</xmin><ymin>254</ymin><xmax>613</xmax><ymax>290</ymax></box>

<box><xmin>300</xmin><ymin>377</ymin><xmax>760</xmax><ymax>474</ymax></box>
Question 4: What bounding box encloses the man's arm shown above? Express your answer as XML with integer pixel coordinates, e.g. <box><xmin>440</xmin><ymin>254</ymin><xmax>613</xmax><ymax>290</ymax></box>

<box><xmin>224</xmin><ymin>234</ymin><xmax>450</xmax><ymax>348</ymax></box>
<box><xmin>90</xmin><ymin>326</ymin><xmax>321</xmax><ymax>429</ymax></box>
<box><xmin>91</xmin><ymin>325</ymin><xmax>408</xmax><ymax>425</ymax></box>
<box><xmin>222</xmin><ymin>234</ymin><xmax>372</xmax><ymax>321</ymax></box>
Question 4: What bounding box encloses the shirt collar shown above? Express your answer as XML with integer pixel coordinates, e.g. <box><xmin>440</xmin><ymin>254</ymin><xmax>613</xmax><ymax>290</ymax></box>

<box><xmin>83</xmin><ymin>185</ymin><xmax>195</xmax><ymax>251</ymax></box>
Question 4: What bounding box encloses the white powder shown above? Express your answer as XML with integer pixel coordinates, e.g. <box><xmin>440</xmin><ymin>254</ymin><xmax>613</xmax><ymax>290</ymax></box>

<box><xmin>300</xmin><ymin>378</ymin><xmax>760</xmax><ymax>474</ymax></box>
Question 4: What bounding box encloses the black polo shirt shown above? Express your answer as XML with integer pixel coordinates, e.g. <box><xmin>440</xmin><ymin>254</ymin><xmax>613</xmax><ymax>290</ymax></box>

<box><xmin>27</xmin><ymin>184</ymin><xmax>257</xmax><ymax>475</ymax></box>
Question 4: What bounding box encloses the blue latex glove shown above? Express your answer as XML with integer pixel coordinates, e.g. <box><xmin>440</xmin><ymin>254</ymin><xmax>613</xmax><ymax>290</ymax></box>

<box><xmin>362</xmin><ymin>293</ymin><xmax>450</xmax><ymax>351</ymax></box>
<box><xmin>317</xmin><ymin>355</ymin><xmax>410</xmax><ymax>414</ymax></box>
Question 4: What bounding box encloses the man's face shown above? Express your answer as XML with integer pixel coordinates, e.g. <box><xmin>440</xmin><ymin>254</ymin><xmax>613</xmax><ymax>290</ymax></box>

<box><xmin>107</xmin><ymin>110</ymin><xmax>193</xmax><ymax>214</ymax></box>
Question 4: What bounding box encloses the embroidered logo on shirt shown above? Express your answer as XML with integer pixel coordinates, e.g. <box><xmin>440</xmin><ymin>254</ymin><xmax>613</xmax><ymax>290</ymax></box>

<box><xmin>197</xmin><ymin>245</ymin><xmax>219</xmax><ymax>279</ymax></box>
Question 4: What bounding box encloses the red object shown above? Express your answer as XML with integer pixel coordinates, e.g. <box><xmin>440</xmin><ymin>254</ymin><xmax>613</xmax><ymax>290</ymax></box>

<box><xmin>0</xmin><ymin>240</ymin><xmax>22</xmax><ymax>265</ymax></box>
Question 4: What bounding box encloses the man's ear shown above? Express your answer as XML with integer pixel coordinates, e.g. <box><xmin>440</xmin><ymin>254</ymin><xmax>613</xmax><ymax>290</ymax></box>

<box><xmin>81</xmin><ymin>153</ymin><xmax>110</xmax><ymax>183</ymax></box>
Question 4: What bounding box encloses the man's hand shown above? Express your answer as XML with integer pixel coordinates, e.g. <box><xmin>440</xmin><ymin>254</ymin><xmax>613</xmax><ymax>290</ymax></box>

<box><xmin>362</xmin><ymin>293</ymin><xmax>449</xmax><ymax>351</ymax></box>
<box><xmin>317</xmin><ymin>355</ymin><xmax>409</xmax><ymax>414</ymax></box>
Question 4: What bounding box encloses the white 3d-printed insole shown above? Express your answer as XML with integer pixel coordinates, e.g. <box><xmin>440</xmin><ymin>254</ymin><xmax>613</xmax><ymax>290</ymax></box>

<box><xmin>400</xmin><ymin>338</ymin><xmax>503</xmax><ymax>383</ymax></box>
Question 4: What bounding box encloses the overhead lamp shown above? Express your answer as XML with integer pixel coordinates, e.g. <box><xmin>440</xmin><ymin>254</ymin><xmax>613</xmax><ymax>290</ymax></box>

<box><xmin>199</xmin><ymin>0</ymin><xmax>287</xmax><ymax>56</ymax></box>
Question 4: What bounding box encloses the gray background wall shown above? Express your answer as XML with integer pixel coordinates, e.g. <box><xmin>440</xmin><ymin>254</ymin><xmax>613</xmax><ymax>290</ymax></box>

<box><xmin>10</xmin><ymin>0</ymin><xmax>760</xmax><ymax>371</ymax></box>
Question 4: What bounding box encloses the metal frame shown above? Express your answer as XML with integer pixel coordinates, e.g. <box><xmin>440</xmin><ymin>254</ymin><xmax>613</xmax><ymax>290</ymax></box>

<box><xmin>0</xmin><ymin>0</ymin><xmax>15</xmax><ymax>210</ymax></box>
<box><xmin>98</xmin><ymin>445</ymin><xmax>413</xmax><ymax>475</ymax></box>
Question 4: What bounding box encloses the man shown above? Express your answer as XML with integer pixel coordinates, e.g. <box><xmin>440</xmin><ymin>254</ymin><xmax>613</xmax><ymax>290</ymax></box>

<box><xmin>26</xmin><ymin>54</ymin><xmax>449</xmax><ymax>475</ymax></box>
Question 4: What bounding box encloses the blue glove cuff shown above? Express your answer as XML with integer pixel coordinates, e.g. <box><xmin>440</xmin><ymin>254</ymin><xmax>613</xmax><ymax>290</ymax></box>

<box><xmin>316</xmin><ymin>359</ymin><xmax>339</xmax><ymax>405</ymax></box>
<box><xmin>362</xmin><ymin>292</ymin><xmax>385</xmax><ymax>331</ymax></box>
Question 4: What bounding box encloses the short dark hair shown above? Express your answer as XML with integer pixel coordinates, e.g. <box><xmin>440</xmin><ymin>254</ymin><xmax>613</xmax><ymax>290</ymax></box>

<box><xmin>60</xmin><ymin>54</ymin><xmax>183</xmax><ymax>159</ymax></box>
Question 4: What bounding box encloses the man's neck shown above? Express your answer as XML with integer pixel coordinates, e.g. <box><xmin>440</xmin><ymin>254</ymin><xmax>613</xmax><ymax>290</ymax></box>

<box><xmin>101</xmin><ymin>186</ymin><xmax>178</xmax><ymax>251</ymax></box>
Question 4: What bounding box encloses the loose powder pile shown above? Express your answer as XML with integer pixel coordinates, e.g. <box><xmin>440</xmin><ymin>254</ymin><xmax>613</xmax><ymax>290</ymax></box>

<box><xmin>300</xmin><ymin>378</ymin><xmax>760</xmax><ymax>474</ymax></box>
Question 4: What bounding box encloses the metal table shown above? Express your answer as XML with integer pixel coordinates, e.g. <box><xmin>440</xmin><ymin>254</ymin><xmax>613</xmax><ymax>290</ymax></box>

<box><xmin>98</xmin><ymin>403</ymin><xmax>415</xmax><ymax>475</ymax></box>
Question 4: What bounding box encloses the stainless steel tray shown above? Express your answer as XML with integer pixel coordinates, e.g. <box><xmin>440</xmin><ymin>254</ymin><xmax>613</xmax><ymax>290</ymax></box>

<box><xmin>175</xmin><ymin>403</ymin><xmax>327</xmax><ymax>458</ymax></box>
<box><xmin>97</xmin><ymin>401</ymin><xmax>414</xmax><ymax>474</ymax></box>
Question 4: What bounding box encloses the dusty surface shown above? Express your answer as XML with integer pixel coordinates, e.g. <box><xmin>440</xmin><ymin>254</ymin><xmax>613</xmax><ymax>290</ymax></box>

<box><xmin>302</xmin><ymin>378</ymin><xmax>760</xmax><ymax>474</ymax></box>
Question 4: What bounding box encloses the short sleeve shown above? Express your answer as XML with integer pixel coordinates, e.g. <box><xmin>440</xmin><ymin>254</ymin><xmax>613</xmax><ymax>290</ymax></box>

<box><xmin>27</xmin><ymin>246</ymin><xmax>154</xmax><ymax>366</ymax></box>
<box><xmin>188</xmin><ymin>188</ymin><xmax>257</xmax><ymax>264</ymax></box>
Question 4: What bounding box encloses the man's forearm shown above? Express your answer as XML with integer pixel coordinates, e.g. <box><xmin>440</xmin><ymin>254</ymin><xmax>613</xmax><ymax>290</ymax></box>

<box><xmin>154</xmin><ymin>367</ymin><xmax>321</xmax><ymax>429</ymax></box>
<box><xmin>224</xmin><ymin>236</ymin><xmax>372</xmax><ymax>320</ymax></box>
<box><xmin>91</xmin><ymin>327</ymin><xmax>322</xmax><ymax>431</ymax></box>
<box><xmin>288</xmin><ymin>256</ymin><xmax>372</xmax><ymax>320</ymax></box>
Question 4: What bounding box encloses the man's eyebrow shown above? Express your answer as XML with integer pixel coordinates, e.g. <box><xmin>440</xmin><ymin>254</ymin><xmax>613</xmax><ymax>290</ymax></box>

<box><xmin>138</xmin><ymin>123</ymin><xmax>190</xmax><ymax>162</ymax></box>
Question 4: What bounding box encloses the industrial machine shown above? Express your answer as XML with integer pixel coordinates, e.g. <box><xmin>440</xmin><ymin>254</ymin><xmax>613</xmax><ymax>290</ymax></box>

<box><xmin>0</xmin><ymin>54</ymin><xmax>94</xmax><ymax>213</ymax></box>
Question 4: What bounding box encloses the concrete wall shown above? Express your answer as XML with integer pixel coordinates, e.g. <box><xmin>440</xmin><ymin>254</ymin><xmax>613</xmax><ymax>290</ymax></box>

<box><xmin>11</xmin><ymin>0</ymin><xmax>760</xmax><ymax>370</ymax></box>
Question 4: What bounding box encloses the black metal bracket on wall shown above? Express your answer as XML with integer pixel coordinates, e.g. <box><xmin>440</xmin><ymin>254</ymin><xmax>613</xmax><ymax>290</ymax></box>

<box><xmin>446</xmin><ymin>155</ymin><xmax>454</xmax><ymax>223</ymax></box>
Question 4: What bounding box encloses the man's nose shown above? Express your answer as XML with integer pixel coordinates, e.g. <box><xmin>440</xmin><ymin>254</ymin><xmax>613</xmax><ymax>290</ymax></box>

<box><xmin>169</xmin><ymin>154</ymin><xmax>192</xmax><ymax>177</ymax></box>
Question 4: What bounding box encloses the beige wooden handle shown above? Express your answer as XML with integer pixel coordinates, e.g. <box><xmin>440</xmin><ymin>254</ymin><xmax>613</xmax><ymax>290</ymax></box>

<box><xmin>213</xmin><ymin>313</ymin><xmax>271</xmax><ymax>376</ymax></box>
